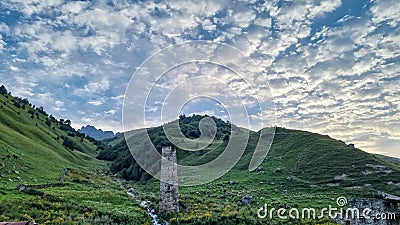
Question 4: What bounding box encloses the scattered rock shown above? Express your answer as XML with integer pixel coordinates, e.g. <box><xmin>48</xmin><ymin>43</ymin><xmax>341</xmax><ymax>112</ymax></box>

<box><xmin>333</xmin><ymin>173</ymin><xmax>348</xmax><ymax>181</ymax></box>
<box><xmin>127</xmin><ymin>187</ymin><xmax>135</xmax><ymax>194</ymax></box>
<box><xmin>16</xmin><ymin>185</ymin><xmax>25</xmax><ymax>191</ymax></box>
<box><xmin>327</xmin><ymin>183</ymin><xmax>339</xmax><ymax>187</ymax></box>
<box><xmin>241</xmin><ymin>195</ymin><xmax>254</xmax><ymax>205</ymax></box>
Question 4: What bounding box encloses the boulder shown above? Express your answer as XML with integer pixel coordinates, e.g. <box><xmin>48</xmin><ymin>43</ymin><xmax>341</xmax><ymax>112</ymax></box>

<box><xmin>127</xmin><ymin>187</ymin><xmax>135</xmax><ymax>194</ymax></box>
<box><xmin>275</xmin><ymin>168</ymin><xmax>281</xmax><ymax>173</ymax></box>
<box><xmin>241</xmin><ymin>195</ymin><xmax>254</xmax><ymax>205</ymax></box>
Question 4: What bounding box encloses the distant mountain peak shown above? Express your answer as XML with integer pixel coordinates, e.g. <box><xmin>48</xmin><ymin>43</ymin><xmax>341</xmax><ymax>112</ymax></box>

<box><xmin>78</xmin><ymin>125</ymin><xmax>115</xmax><ymax>140</ymax></box>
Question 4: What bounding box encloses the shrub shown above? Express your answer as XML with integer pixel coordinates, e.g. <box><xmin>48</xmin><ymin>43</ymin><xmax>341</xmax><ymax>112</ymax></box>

<box><xmin>62</xmin><ymin>138</ymin><xmax>75</xmax><ymax>150</ymax></box>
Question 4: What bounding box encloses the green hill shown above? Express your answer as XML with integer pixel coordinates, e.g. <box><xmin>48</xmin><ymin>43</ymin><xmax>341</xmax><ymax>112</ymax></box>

<box><xmin>0</xmin><ymin>86</ymin><xmax>106</xmax><ymax>186</ymax></box>
<box><xmin>98</xmin><ymin>115</ymin><xmax>400</xmax><ymax>224</ymax></box>
<box><xmin>0</xmin><ymin>86</ymin><xmax>149</xmax><ymax>224</ymax></box>
<box><xmin>100</xmin><ymin>115</ymin><xmax>400</xmax><ymax>195</ymax></box>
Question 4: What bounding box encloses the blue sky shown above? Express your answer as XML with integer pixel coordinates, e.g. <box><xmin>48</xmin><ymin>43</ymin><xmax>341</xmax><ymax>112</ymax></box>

<box><xmin>0</xmin><ymin>0</ymin><xmax>399</xmax><ymax>157</ymax></box>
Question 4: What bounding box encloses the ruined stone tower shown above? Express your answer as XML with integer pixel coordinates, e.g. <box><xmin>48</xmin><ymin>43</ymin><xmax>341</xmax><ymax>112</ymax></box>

<box><xmin>159</xmin><ymin>145</ymin><xmax>179</xmax><ymax>213</ymax></box>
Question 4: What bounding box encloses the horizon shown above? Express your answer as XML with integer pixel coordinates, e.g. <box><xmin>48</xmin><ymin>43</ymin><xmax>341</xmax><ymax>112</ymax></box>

<box><xmin>1</xmin><ymin>0</ymin><xmax>399</xmax><ymax>158</ymax></box>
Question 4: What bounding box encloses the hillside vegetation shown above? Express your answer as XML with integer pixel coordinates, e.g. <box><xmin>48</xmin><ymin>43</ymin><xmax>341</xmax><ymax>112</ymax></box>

<box><xmin>100</xmin><ymin>115</ymin><xmax>400</xmax><ymax>194</ymax></box>
<box><xmin>0</xmin><ymin>85</ymin><xmax>149</xmax><ymax>224</ymax></box>
<box><xmin>99</xmin><ymin>114</ymin><xmax>400</xmax><ymax>224</ymax></box>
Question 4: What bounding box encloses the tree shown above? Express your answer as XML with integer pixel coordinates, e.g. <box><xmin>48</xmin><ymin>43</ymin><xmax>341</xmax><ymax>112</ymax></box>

<box><xmin>62</xmin><ymin>138</ymin><xmax>75</xmax><ymax>150</ymax></box>
<box><xmin>223</xmin><ymin>134</ymin><xmax>230</xmax><ymax>142</ymax></box>
<box><xmin>45</xmin><ymin>119</ymin><xmax>51</xmax><ymax>126</ymax></box>
<box><xmin>0</xmin><ymin>85</ymin><xmax>7</xmax><ymax>95</ymax></box>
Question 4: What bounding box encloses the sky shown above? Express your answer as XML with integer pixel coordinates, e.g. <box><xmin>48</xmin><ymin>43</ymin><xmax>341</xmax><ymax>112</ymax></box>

<box><xmin>0</xmin><ymin>0</ymin><xmax>399</xmax><ymax>157</ymax></box>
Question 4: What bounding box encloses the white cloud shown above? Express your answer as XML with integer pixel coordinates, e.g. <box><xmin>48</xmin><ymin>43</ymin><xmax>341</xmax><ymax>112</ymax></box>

<box><xmin>87</xmin><ymin>99</ymin><xmax>105</xmax><ymax>106</ymax></box>
<box><xmin>1</xmin><ymin>0</ymin><xmax>399</xmax><ymax>157</ymax></box>
<box><xmin>0</xmin><ymin>34</ymin><xmax>6</xmax><ymax>51</ymax></box>
<box><xmin>370</xmin><ymin>0</ymin><xmax>400</xmax><ymax>27</ymax></box>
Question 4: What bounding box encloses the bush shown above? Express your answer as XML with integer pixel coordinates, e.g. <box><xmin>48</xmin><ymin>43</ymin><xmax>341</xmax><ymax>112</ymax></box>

<box><xmin>62</xmin><ymin>138</ymin><xmax>75</xmax><ymax>150</ymax></box>
<box><xmin>13</xmin><ymin>101</ymin><xmax>21</xmax><ymax>108</ymax></box>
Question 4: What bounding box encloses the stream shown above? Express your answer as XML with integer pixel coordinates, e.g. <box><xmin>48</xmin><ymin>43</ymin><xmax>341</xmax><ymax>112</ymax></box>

<box><xmin>127</xmin><ymin>189</ymin><xmax>167</xmax><ymax>225</ymax></box>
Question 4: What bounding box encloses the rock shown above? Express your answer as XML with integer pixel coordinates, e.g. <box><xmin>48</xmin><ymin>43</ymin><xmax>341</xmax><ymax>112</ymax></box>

<box><xmin>127</xmin><ymin>187</ymin><xmax>135</xmax><ymax>197</ymax></box>
<box><xmin>275</xmin><ymin>168</ymin><xmax>281</xmax><ymax>173</ymax></box>
<box><xmin>14</xmin><ymin>170</ymin><xmax>19</xmax><ymax>174</ymax></box>
<box><xmin>270</xmin><ymin>182</ymin><xmax>275</xmax><ymax>185</ymax></box>
<box><xmin>255</xmin><ymin>166</ymin><xmax>263</xmax><ymax>172</ymax></box>
<box><xmin>287</xmin><ymin>176</ymin><xmax>293</xmax><ymax>181</ymax></box>
<box><xmin>16</xmin><ymin>185</ymin><xmax>25</xmax><ymax>191</ymax></box>
<box><xmin>241</xmin><ymin>195</ymin><xmax>254</xmax><ymax>205</ymax></box>
<box><xmin>260</xmin><ymin>181</ymin><xmax>264</xmax><ymax>184</ymax></box>
<box><xmin>228</xmin><ymin>181</ymin><xmax>236</xmax><ymax>185</ymax></box>
<box><xmin>274</xmin><ymin>189</ymin><xmax>280</xmax><ymax>193</ymax></box>
<box><xmin>127</xmin><ymin>187</ymin><xmax>135</xmax><ymax>194</ymax></box>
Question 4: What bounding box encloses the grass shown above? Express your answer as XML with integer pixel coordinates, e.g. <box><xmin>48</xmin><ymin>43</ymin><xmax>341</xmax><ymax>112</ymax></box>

<box><xmin>0</xmin><ymin>169</ymin><xmax>150</xmax><ymax>224</ymax></box>
<box><xmin>0</xmin><ymin>93</ymin><xmax>105</xmax><ymax>186</ymax></box>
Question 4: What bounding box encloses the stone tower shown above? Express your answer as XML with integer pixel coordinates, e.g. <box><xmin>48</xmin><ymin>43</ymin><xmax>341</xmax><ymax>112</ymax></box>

<box><xmin>159</xmin><ymin>145</ymin><xmax>179</xmax><ymax>213</ymax></box>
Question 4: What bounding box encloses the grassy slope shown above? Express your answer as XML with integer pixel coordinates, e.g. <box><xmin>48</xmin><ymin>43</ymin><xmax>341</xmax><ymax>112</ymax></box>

<box><xmin>0</xmin><ymin>92</ymin><xmax>151</xmax><ymax>224</ymax></box>
<box><xmin>0</xmin><ymin>93</ymin><xmax>105</xmax><ymax>186</ymax></box>
<box><xmin>374</xmin><ymin>153</ymin><xmax>400</xmax><ymax>165</ymax></box>
<box><xmin>111</xmin><ymin>122</ymin><xmax>400</xmax><ymax>224</ymax></box>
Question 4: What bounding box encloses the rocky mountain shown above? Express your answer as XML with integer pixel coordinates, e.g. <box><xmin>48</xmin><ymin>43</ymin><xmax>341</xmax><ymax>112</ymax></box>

<box><xmin>78</xmin><ymin>125</ymin><xmax>115</xmax><ymax>140</ymax></box>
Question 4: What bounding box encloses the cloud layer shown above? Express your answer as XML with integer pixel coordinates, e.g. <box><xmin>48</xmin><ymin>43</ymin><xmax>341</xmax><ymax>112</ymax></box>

<box><xmin>0</xmin><ymin>0</ymin><xmax>399</xmax><ymax>157</ymax></box>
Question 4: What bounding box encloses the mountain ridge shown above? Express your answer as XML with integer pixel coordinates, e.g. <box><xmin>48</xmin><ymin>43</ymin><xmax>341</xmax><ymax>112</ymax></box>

<box><xmin>78</xmin><ymin>124</ymin><xmax>116</xmax><ymax>140</ymax></box>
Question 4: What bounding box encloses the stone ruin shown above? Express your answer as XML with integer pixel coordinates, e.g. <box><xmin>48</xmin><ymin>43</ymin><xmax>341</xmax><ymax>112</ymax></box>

<box><xmin>336</xmin><ymin>191</ymin><xmax>400</xmax><ymax>225</ymax></box>
<box><xmin>159</xmin><ymin>146</ymin><xmax>179</xmax><ymax>214</ymax></box>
